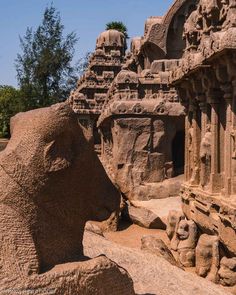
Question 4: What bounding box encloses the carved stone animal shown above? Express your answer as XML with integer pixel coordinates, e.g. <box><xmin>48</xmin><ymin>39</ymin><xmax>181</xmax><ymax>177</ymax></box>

<box><xmin>0</xmin><ymin>102</ymin><xmax>134</xmax><ymax>294</ymax></box>
<box><xmin>196</xmin><ymin>234</ymin><xmax>220</xmax><ymax>283</ymax></box>
<box><xmin>166</xmin><ymin>210</ymin><xmax>185</xmax><ymax>242</ymax></box>
<box><xmin>219</xmin><ymin>257</ymin><xmax>236</xmax><ymax>287</ymax></box>
<box><xmin>176</xmin><ymin>220</ymin><xmax>198</xmax><ymax>267</ymax></box>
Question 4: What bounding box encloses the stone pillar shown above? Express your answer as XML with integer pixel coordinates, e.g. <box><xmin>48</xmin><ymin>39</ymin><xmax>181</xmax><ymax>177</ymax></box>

<box><xmin>199</xmin><ymin>101</ymin><xmax>207</xmax><ymax>135</ymax></box>
<box><xmin>221</xmin><ymin>83</ymin><xmax>233</xmax><ymax>196</ymax></box>
<box><xmin>185</xmin><ymin>111</ymin><xmax>191</xmax><ymax>182</ymax></box>
<box><xmin>189</xmin><ymin>104</ymin><xmax>201</xmax><ymax>186</ymax></box>
<box><xmin>209</xmin><ymin>101</ymin><xmax>221</xmax><ymax>193</ymax></box>
<box><xmin>231</xmin><ymin>80</ymin><xmax>236</xmax><ymax>194</ymax></box>
<box><xmin>199</xmin><ymin>101</ymin><xmax>208</xmax><ymax>188</ymax></box>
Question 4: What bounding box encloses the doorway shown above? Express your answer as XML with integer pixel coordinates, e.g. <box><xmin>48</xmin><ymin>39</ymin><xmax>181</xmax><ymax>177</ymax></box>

<box><xmin>172</xmin><ymin>130</ymin><xmax>185</xmax><ymax>176</ymax></box>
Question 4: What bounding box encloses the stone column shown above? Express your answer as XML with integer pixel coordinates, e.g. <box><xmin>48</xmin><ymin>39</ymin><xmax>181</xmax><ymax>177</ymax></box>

<box><xmin>209</xmin><ymin>100</ymin><xmax>221</xmax><ymax>193</ymax></box>
<box><xmin>185</xmin><ymin>111</ymin><xmax>191</xmax><ymax>182</ymax></box>
<box><xmin>189</xmin><ymin>103</ymin><xmax>200</xmax><ymax>186</ymax></box>
<box><xmin>199</xmin><ymin>101</ymin><xmax>207</xmax><ymax>135</ymax></box>
<box><xmin>231</xmin><ymin>80</ymin><xmax>236</xmax><ymax>195</ymax></box>
<box><xmin>199</xmin><ymin>100</ymin><xmax>208</xmax><ymax>188</ymax></box>
<box><xmin>221</xmin><ymin>83</ymin><xmax>233</xmax><ymax>196</ymax></box>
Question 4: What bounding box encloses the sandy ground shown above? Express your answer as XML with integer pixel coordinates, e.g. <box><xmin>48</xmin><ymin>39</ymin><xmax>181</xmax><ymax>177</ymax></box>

<box><xmin>104</xmin><ymin>221</ymin><xmax>170</xmax><ymax>249</ymax></box>
<box><xmin>103</xmin><ymin>221</ymin><xmax>197</xmax><ymax>275</ymax></box>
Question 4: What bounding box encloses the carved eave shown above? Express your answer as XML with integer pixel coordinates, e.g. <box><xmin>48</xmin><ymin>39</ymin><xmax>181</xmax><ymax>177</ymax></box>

<box><xmin>139</xmin><ymin>77</ymin><xmax>161</xmax><ymax>85</ymax></box>
<box><xmin>90</xmin><ymin>61</ymin><xmax>123</xmax><ymax>68</ymax></box>
<box><xmin>77</xmin><ymin>83</ymin><xmax>111</xmax><ymax>92</ymax></box>
<box><xmin>73</xmin><ymin>106</ymin><xmax>101</xmax><ymax>116</ymax></box>
<box><xmin>171</xmin><ymin>63</ymin><xmax>211</xmax><ymax>86</ymax></box>
<box><xmin>172</xmin><ymin>26</ymin><xmax>236</xmax><ymax>84</ymax></box>
<box><xmin>97</xmin><ymin>100</ymin><xmax>185</xmax><ymax>127</ymax></box>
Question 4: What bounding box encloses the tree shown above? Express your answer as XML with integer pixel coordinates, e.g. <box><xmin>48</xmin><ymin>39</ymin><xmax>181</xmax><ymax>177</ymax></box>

<box><xmin>75</xmin><ymin>52</ymin><xmax>91</xmax><ymax>77</ymax></box>
<box><xmin>0</xmin><ymin>86</ymin><xmax>23</xmax><ymax>138</ymax></box>
<box><xmin>16</xmin><ymin>5</ymin><xmax>78</xmax><ymax>110</ymax></box>
<box><xmin>106</xmin><ymin>21</ymin><xmax>129</xmax><ymax>39</ymax></box>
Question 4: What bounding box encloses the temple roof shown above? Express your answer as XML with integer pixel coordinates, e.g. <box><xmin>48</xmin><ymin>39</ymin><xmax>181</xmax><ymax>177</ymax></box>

<box><xmin>115</xmin><ymin>69</ymin><xmax>139</xmax><ymax>84</ymax></box>
<box><xmin>96</xmin><ymin>29</ymin><xmax>125</xmax><ymax>49</ymax></box>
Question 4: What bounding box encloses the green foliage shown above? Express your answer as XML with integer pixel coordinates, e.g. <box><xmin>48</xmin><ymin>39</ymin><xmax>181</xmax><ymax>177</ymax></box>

<box><xmin>0</xmin><ymin>86</ymin><xmax>23</xmax><ymax>138</ymax></box>
<box><xmin>16</xmin><ymin>5</ymin><xmax>78</xmax><ymax>110</ymax></box>
<box><xmin>106</xmin><ymin>21</ymin><xmax>129</xmax><ymax>39</ymax></box>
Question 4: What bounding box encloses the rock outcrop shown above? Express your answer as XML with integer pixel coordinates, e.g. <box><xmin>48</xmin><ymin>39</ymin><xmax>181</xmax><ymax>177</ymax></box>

<box><xmin>84</xmin><ymin>231</ymin><xmax>231</xmax><ymax>295</ymax></box>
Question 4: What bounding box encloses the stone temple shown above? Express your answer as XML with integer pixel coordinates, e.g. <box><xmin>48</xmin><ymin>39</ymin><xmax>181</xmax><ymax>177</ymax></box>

<box><xmin>1</xmin><ymin>0</ymin><xmax>236</xmax><ymax>294</ymax></box>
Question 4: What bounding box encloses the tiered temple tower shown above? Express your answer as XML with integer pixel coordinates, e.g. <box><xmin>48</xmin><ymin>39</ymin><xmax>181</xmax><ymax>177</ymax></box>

<box><xmin>69</xmin><ymin>29</ymin><xmax>126</xmax><ymax>151</ymax></box>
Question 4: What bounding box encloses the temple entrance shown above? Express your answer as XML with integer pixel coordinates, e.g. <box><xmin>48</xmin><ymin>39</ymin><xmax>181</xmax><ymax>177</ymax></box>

<box><xmin>172</xmin><ymin>130</ymin><xmax>185</xmax><ymax>176</ymax></box>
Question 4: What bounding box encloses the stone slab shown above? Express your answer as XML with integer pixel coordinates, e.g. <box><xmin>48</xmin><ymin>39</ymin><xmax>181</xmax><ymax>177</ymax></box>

<box><xmin>84</xmin><ymin>231</ymin><xmax>231</xmax><ymax>295</ymax></box>
<box><xmin>129</xmin><ymin>196</ymin><xmax>182</xmax><ymax>229</ymax></box>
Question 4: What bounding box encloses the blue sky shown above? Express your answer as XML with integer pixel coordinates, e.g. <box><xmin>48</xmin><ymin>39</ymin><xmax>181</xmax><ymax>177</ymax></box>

<box><xmin>0</xmin><ymin>0</ymin><xmax>173</xmax><ymax>87</ymax></box>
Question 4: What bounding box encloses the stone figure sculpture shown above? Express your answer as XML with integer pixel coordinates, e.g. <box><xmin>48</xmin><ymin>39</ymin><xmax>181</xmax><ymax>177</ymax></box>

<box><xmin>0</xmin><ymin>102</ymin><xmax>134</xmax><ymax>294</ymax></box>
<box><xmin>200</xmin><ymin>124</ymin><xmax>211</xmax><ymax>188</ymax></box>
<box><xmin>219</xmin><ymin>257</ymin><xmax>236</xmax><ymax>287</ymax></box>
<box><xmin>166</xmin><ymin>210</ymin><xmax>185</xmax><ymax>245</ymax></box>
<box><xmin>196</xmin><ymin>234</ymin><xmax>220</xmax><ymax>283</ymax></box>
<box><xmin>223</xmin><ymin>0</ymin><xmax>236</xmax><ymax>28</ymax></box>
<box><xmin>189</xmin><ymin>124</ymin><xmax>199</xmax><ymax>185</ymax></box>
<box><xmin>198</xmin><ymin>0</ymin><xmax>221</xmax><ymax>33</ymax></box>
<box><xmin>220</xmin><ymin>0</ymin><xmax>230</xmax><ymax>27</ymax></box>
<box><xmin>176</xmin><ymin>220</ymin><xmax>198</xmax><ymax>267</ymax></box>
<box><xmin>183</xmin><ymin>10</ymin><xmax>201</xmax><ymax>51</ymax></box>
<box><xmin>231</xmin><ymin>129</ymin><xmax>236</xmax><ymax>159</ymax></box>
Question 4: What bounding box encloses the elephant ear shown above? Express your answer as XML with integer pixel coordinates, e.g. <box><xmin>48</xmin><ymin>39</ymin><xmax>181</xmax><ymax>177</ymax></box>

<box><xmin>44</xmin><ymin>135</ymin><xmax>74</xmax><ymax>172</ymax></box>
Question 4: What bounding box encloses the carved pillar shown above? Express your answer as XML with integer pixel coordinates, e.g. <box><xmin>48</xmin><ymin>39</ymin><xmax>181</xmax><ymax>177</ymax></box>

<box><xmin>209</xmin><ymin>99</ymin><xmax>221</xmax><ymax>193</ymax></box>
<box><xmin>189</xmin><ymin>102</ymin><xmax>201</xmax><ymax>186</ymax></box>
<box><xmin>231</xmin><ymin>80</ymin><xmax>236</xmax><ymax>194</ymax></box>
<box><xmin>221</xmin><ymin>83</ymin><xmax>233</xmax><ymax>196</ymax></box>
<box><xmin>199</xmin><ymin>101</ymin><xmax>207</xmax><ymax>134</ymax></box>
<box><xmin>199</xmin><ymin>100</ymin><xmax>209</xmax><ymax>188</ymax></box>
<box><xmin>206</xmin><ymin>66</ymin><xmax>226</xmax><ymax>193</ymax></box>
<box><xmin>225</xmin><ymin>55</ymin><xmax>236</xmax><ymax>195</ymax></box>
<box><xmin>178</xmin><ymin>86</ymin><xmax>192</xmax><ymax>183</ymax></box>
<box><xmin>185</xmin><ymin>107</ymin><xmax>192</xmax><ymax>182</ymax></box>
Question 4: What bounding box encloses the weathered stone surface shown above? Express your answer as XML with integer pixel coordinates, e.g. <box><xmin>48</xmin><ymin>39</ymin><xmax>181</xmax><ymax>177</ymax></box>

<box><xmin>127</xmin><ymin>205</ymin><xmax>166</xmax><ymax>229</ymax></box>
<box><xmin>85</xmin><ymin>221</ymin><xmax>104</xmax><ymax>236</ymax></box>
<box><xmin>130</xmin><ymin>175</ymin><xmax>184</xmax><ymax>201</ymax></box>
<box><xmin>97</xmin><ymin>9</ymin><xmax>186</xmax><ymax>202</ymax></box>
<box><xmin>219</xmin><ymin>257</ymin><xmax>236</xmax><ymax>287</ymax></box>
<box><xmin>99</xmin><ymin>101</ymin><xmax>185</xmax><ymax>201</ymax></box>
<box><xmin>84</xmin><ymin>231</ymin><xmax>231</xmax><ymax>295</ymax></box>
<box><xmin>176</xmin><ymin>220</ymin><xmax>198</xmax><ymax>267</ymax></box>
<box><xmin>166</xmin><ymin>210</ymin><xmax>185</xmax><ymax>241</ymax></box>
<box><xmin>130</xmin><ymin>197</ymin><xmax>182</xmax><ymax>229</ymax></box>
<box><xmin>196</xmin><ymin>234</ymin><xmax>220</xmax><ymax>283</ymax></box>
<box><xmin>0</xmin><ymin>102</ymin><xmax>134</xmax><ymax>294</ymax></box>
<box><xmin>141</xmin><ymin>235</ymin><xmax>179</xmax><ymax>267</ymax></box>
